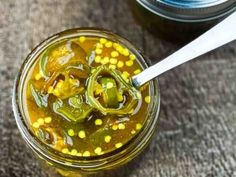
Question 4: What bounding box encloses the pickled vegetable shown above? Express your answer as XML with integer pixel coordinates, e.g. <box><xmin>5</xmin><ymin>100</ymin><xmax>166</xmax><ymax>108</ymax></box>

<box><xmin>24</xmin><ymin>35</ymin><xmax>151</xmax><ymax>157</ymax></box>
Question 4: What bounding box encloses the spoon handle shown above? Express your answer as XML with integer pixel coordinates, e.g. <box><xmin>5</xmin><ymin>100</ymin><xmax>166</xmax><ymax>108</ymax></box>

<box><xmin>132</xmin><ymin>11</ymin><xmax>236</xmax><ymax>87</ymax></box>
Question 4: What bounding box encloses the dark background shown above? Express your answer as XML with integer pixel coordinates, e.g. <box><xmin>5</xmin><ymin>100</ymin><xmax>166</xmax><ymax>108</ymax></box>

<box><xmin>0</xmin><ymin>0</ymin><xmax>236</xmax><ymax>177</ymax></box>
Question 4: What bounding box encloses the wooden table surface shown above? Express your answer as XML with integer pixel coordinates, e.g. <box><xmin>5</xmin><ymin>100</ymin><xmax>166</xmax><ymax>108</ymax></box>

<box><xmin>0</xmin><ymin>0</ymin><xmax>236</xmax><ymax>177</ymax></box>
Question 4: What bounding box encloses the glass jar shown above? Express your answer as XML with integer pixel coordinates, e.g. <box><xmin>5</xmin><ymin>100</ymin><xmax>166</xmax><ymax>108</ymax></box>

<box><xmin>129</xmin><ymin>0</ymin><xmax>236</xmax><ymax>42</ymax></box>
<box><xmin>12</xmin><ymin>28</ymin><xmax>160</xmax><ymax>176</ymax></box>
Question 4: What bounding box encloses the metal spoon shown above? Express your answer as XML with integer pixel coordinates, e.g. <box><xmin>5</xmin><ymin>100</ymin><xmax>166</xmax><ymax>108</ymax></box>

<box><xmin>132</xmin><ymin>11</ymin><xmax>236</xmax><ymax>88</ymax></box>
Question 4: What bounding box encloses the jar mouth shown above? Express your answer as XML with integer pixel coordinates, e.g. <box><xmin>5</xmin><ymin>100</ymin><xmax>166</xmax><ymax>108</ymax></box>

<box><xmin>12</xmin><ymin>28</ymin><xmax>161</xmax><ymax>172</ymax></box>
<box><xmin>137</xmin><ymin>0</ymin><xmax>236</xmax><ymax>22</ymax></box>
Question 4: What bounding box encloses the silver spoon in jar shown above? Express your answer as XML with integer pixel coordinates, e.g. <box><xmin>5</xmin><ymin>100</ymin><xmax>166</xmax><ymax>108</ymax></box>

<box><xmin>132</xmin><ymin>11</ymin><xmax>236</xmax><ymax>88</ymax></box>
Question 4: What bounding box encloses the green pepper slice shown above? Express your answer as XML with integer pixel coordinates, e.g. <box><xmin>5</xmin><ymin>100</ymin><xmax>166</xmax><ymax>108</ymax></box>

<box><xmin>86</xmin><ymin>65</ymin><xmax>141</xmax><ymax>115</ymax></box>
<box><xmin>39</xmin><ymin>40</ymin><xmax>87</xmax><ymax>79</ymax></box>
<box><xmin>53</xmin><ymin>95</ymin><xmax>93</xmax><ymax>123</ymax></box>
<box><xmin>39</xmin><ymin>52</ymin><xmax>50</xmax><ymax>79</ymax></box>
<box><xmin>30</xmin><ymin>83</ymin><xmax>48</xmax><ymax>108</ymax></box>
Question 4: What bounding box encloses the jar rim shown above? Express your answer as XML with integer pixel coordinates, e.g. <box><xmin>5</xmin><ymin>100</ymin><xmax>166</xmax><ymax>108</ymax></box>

<box><xmin>12</xmin><ymin>28</ymin><xmax>161</xmax><ymax>172</ymax></box>
<box><xmin>137</xmin><ymin>0</ymin><xmax>236</xmax><ymax>22</ymax></box>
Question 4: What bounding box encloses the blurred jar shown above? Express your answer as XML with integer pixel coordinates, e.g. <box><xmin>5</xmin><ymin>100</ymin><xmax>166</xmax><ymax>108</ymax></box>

<box><xmin>130</xmin><ymin>0</ymin><xmax>236</xmax><ymax>42</ymax></box>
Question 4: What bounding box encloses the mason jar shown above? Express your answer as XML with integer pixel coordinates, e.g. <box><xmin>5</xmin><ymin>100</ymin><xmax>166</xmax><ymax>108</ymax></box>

<box><xmin>130</xmin><ymin>0</ymin><xmax>236</xmax><ymax>42</ymax></box>
<box><xmin>12</xmin><ymin>28</ymin><xmax>161</xmax><ymax>176</ymax></box>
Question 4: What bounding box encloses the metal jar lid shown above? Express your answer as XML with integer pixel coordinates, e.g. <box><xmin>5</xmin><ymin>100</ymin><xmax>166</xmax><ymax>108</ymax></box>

<box><xmin>136</xmin><ymin>0</ymin><xmax>236</xmax><ymax>22</ymax></box>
